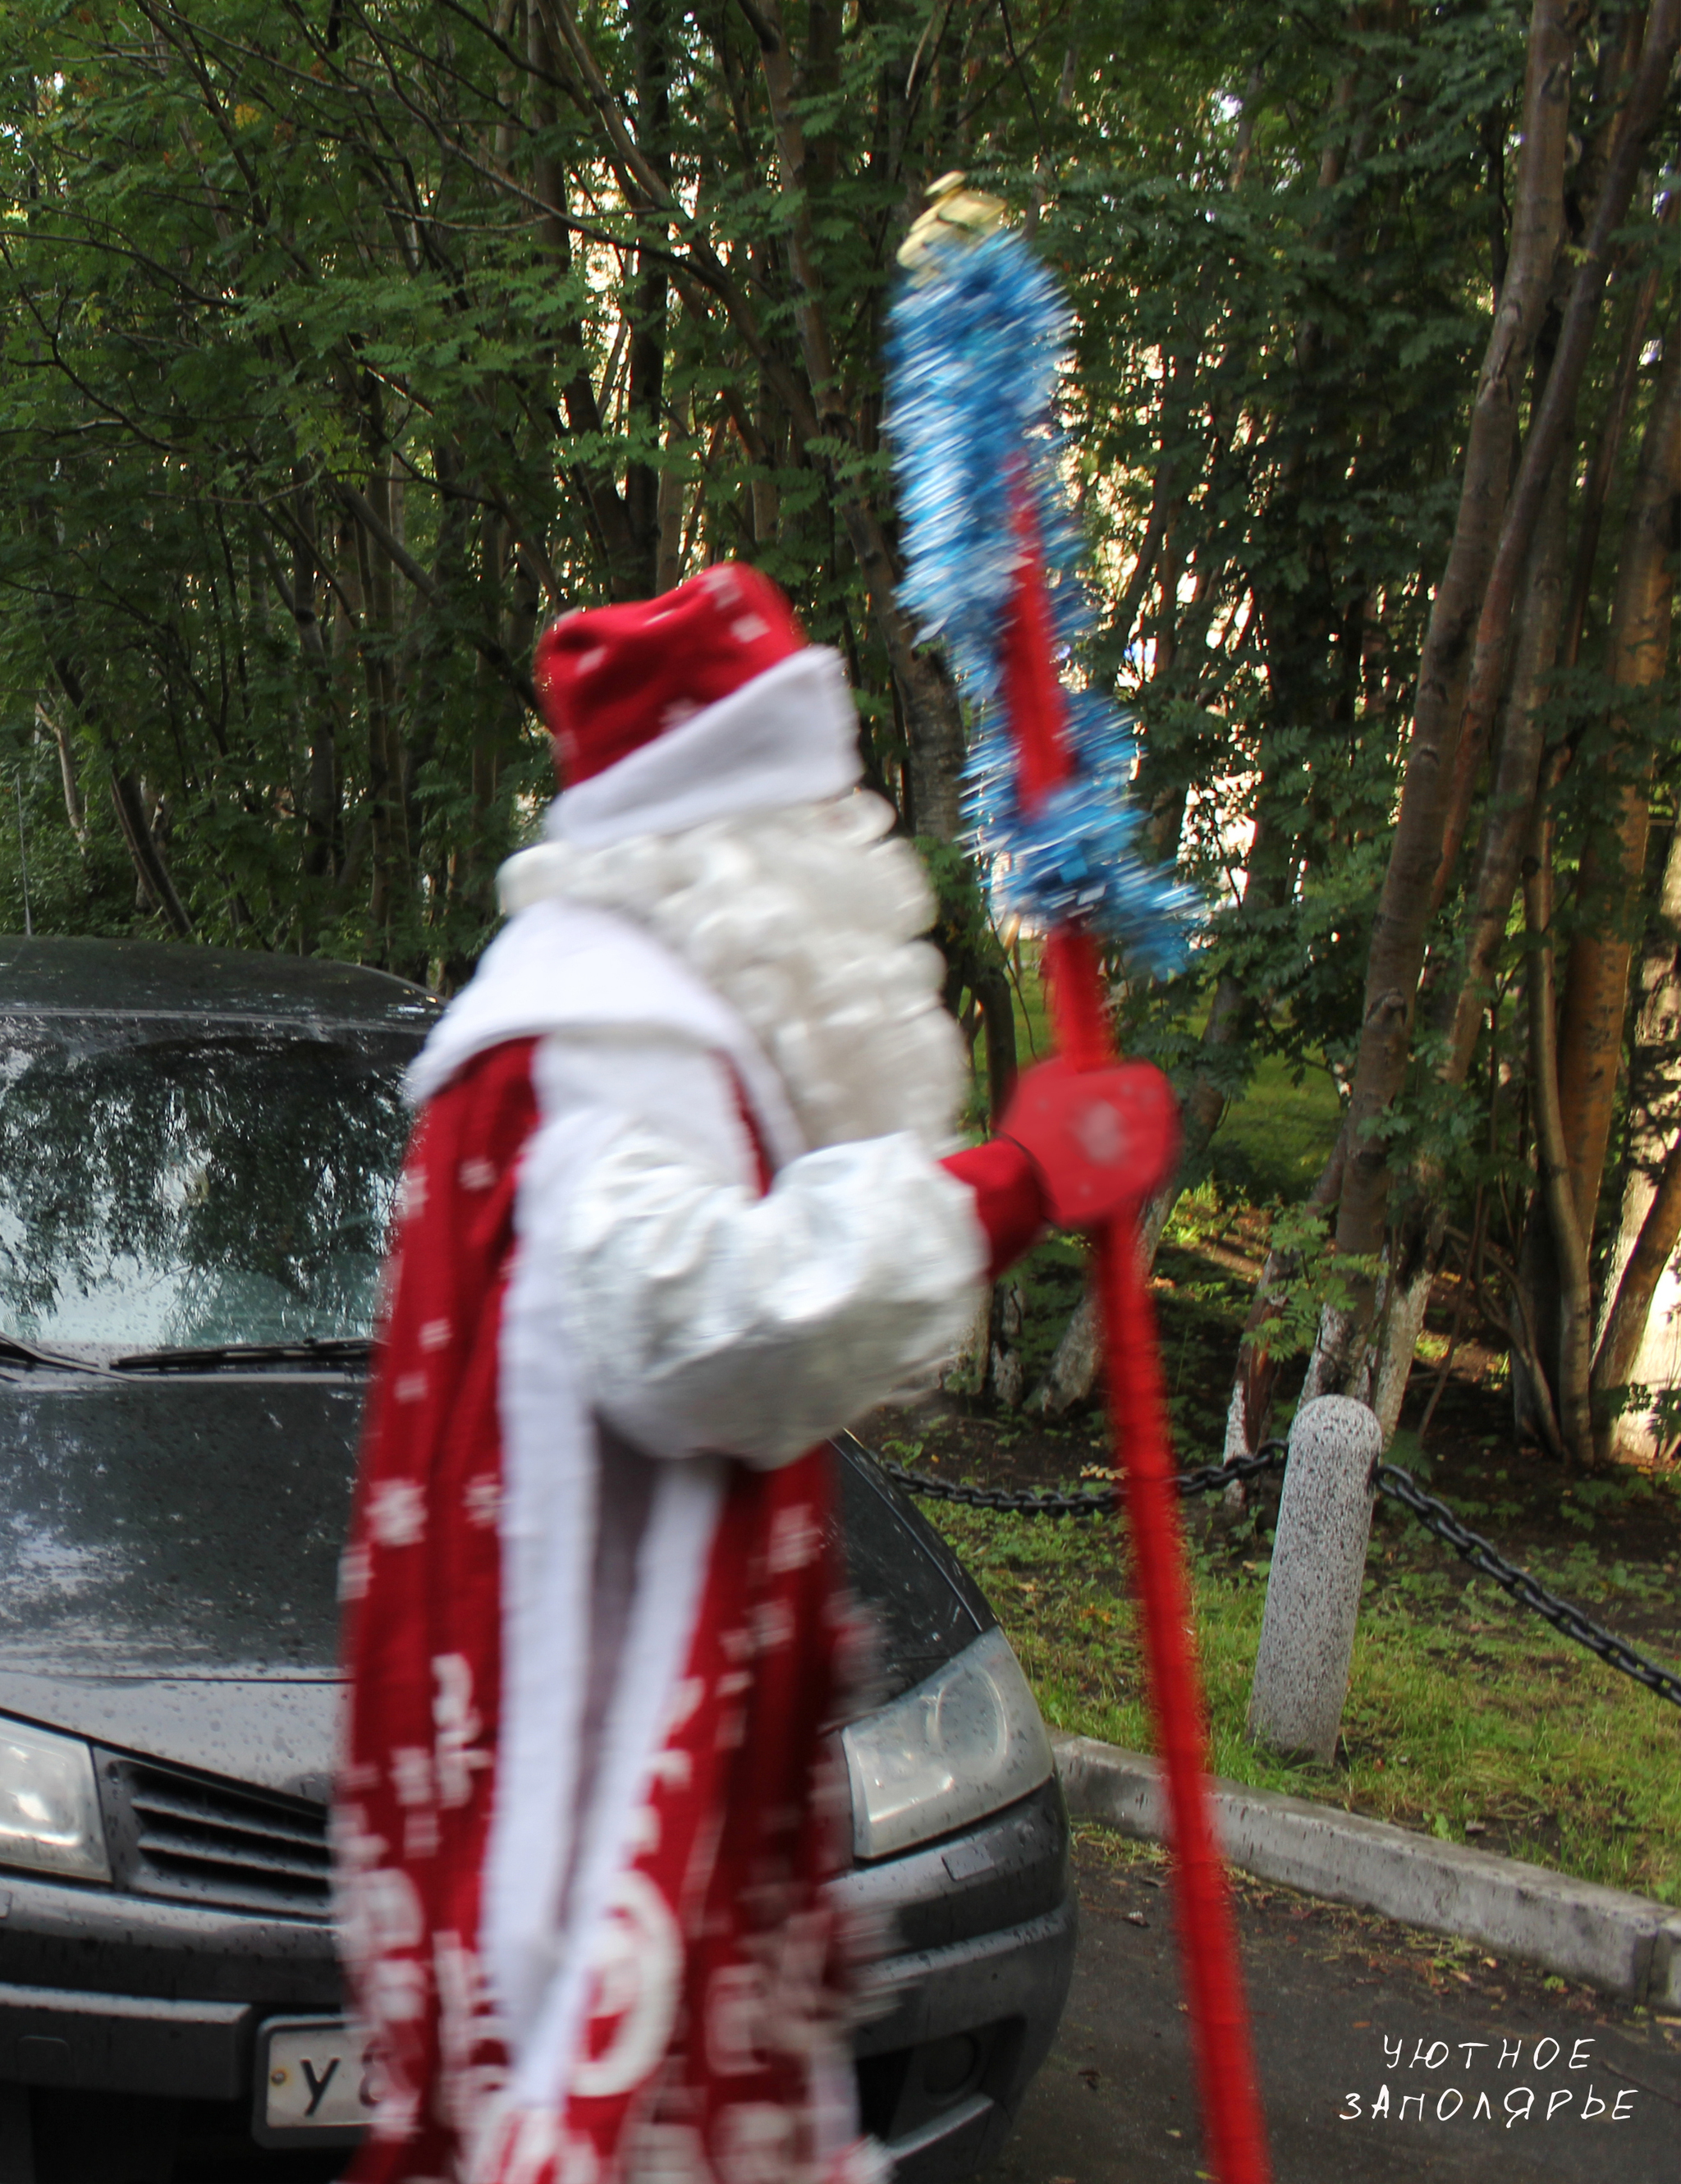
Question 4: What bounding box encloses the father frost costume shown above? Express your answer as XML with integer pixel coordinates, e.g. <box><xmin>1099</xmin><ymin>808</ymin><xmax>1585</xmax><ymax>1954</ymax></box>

<box><xmin>335</xmin><ymin>564</ymin><xmax>1080</xmax><ymax>2184</ymax></box>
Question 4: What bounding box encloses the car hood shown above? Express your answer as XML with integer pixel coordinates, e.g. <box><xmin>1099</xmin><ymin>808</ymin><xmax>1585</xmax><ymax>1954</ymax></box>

<box><xmin>0</xmin><ymin>1370</ymin><xmax>360</xmax><ymax>1796</ymax></box>
<box><xmin>0</xmin><ymin>1374</ymin><xmax>987</xmax><ymax>1792</ymax></box>
<box><xmin>0</xmin><ymin>1372</ymin><xmax>359</xmax><ymax>1678</ymax></box>
<box><xmin>0</xmin><ymin>1669</ymin><xmax>339</xmax><ymax>1801</ymax></box>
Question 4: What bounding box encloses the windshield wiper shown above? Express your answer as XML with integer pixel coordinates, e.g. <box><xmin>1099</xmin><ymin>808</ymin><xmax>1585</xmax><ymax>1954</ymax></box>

<box><xmin>110</xmin><ymin>1337</ymin><xmax>373</xmax><ymax>1373</ymax></box>
<box><xmin>0</xmin><ymin>1335</ymin><xmax>122</xmax><ymax>1377</ymax></box>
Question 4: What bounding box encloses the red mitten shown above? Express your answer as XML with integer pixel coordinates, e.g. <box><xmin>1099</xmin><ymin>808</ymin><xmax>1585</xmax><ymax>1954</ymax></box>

<box><xmin>941</xmin><ymin>1135</ymin><xmax>1045</xmax><ymax>1280</ymax></box>
<box><xmin>998</xmin><ymin>1058</ymin><xmax>1179</xmax><ymax>1230</ymax></box>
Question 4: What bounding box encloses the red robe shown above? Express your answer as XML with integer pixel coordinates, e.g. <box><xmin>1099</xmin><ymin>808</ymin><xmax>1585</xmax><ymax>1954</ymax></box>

<box><xmin>337</xmin><ymin>900</ymin><xmax>1039</xmax><ymax>2184</ymax></box>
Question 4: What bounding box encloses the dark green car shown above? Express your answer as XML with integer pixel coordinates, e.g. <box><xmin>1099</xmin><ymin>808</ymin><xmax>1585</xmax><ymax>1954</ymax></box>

<box><xmin>0</xmin><ymin>938</ymin><xmax>1073</xmax><ymax>2184</ymax></box>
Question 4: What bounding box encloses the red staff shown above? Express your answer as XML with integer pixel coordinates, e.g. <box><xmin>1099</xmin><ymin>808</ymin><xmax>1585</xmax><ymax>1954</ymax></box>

<box><xmin>893</xmin><ymin>184</ymin><xmax>1271</xmax><ymax>2184</ymax></box>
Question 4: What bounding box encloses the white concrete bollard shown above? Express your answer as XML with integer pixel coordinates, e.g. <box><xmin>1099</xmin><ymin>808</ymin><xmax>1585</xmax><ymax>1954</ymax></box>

<box><xmin>1246</xmin><ymin>1395</ymin><xmax>1381</xmax><ymax>1763</ymax></box>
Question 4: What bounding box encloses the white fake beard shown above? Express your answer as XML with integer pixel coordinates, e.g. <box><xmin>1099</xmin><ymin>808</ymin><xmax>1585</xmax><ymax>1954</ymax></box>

<box><xmin>525</xmin><ymin>796</ymin><xmax>968</xmax><ymax>1156</ymax></box>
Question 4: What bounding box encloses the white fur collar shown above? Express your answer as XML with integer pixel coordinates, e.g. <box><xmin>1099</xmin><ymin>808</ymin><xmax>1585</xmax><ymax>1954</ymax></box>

<box><xmin>405</xmin><ymin>896</ymin><xmax>804</xmax><ymax>1170</ymax></box>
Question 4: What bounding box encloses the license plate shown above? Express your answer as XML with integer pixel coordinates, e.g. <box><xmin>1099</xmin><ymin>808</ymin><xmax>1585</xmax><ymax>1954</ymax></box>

<box><xmin>254</xmin><ymin>2017</ymin><xmax>377</xmax><ymax>2145</ymax></box>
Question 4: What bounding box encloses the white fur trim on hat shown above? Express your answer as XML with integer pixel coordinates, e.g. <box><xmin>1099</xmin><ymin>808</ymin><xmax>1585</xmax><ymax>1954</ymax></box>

<box><xmin>547</xmin><ymin>647</ymin><xmax>859</xmax><ymax>849</ymax></box>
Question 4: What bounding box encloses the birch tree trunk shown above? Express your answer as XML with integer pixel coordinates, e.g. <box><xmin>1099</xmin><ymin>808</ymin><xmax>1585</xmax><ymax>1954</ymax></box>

<box><xmin>1592</xmin><ymin>825</ymin><xmax>1681</xmax><ymax>1451</ymax></box>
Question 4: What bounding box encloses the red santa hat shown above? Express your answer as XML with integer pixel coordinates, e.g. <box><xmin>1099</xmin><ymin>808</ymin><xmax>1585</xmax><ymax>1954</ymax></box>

<box><xmin>533</xmin><ymin>563</ymin><xmax>861</xmax><ymax>848</ymax></box>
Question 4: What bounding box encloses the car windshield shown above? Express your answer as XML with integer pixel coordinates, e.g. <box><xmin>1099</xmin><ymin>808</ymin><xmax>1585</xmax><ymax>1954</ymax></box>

<box><xmin>0</xmin><ymin>1016</ymin><xmax>415</xmax><ymax>1353</ymax></box>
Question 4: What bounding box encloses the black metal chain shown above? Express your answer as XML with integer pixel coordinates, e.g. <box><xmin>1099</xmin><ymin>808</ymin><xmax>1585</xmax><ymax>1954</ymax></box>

<box><xmin>876</xmin><ymin>1437</ymin><xmax>1289</xmax><ymax>1518</ymax></box>
<box><xmin>1372</xmin><ymin>1462</ymin><xmax>1681</xmax><ymax>1710</ymax></box>
<box><xmin>879</xmin><ymin>1439</ymin><xmax>1681</xmax><ymax>1711</ymax></box>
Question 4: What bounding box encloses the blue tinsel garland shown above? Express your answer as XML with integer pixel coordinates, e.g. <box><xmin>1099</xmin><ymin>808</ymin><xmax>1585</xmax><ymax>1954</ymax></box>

<box><xmin>885</xmin><ymin>225</ymin><xmax>1198</xmax><ymax>977</ymax></box>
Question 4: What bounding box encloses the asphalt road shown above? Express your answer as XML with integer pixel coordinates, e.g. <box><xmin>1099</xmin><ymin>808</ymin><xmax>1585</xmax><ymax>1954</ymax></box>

<box><xmin>73</xmin><ymin>1833</ymin><xmax>1680</xmax><ymax>2182</ymax></box>
<box><xmin>992</xmin><ymin>1834</ymin><xmax>1681</xmax><ymax>2183</ymax></box>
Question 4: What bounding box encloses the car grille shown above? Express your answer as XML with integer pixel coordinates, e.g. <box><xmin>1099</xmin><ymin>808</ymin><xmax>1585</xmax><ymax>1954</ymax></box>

<box><xmin>98</xmin><ymin>1753</ymin><xmax>332</xmax><ymax>1919</ymax></box>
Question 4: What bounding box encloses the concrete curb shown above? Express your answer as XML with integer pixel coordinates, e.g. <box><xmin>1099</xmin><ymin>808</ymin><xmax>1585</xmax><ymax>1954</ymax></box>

<box><xmin>1052</xmin><ymin>1732</ymin><xmax>1681</xmax><ymax>2007</ymax></box>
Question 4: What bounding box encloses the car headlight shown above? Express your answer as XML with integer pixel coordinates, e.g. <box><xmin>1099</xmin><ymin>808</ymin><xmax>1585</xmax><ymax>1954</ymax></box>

<box><xmin>0</xmin><ymin>1719</ymin><xmax>111</xmax><ymax>1883</ymax></box>
<box><xmin>842</xmin><ymin>1625</ymin><xmax>1054</xmax><ymax>1861</ymax></box>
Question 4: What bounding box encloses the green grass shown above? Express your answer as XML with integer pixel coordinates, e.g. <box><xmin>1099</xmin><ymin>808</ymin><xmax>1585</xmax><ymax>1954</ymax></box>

<box><xmin>1212</xmin><ymin>1051</ymin><xmax>1343</xmax><ymax>1201</ymax></box>
<box><xmin>951</xmin><ymin>955</ymin><xmax>1681</xmax><ymax>1901</ymax></box>
<box><xmin>926</xmin><ymin>1496</ymin><xmax>1681</xmax><ymax>1904</ymax></box>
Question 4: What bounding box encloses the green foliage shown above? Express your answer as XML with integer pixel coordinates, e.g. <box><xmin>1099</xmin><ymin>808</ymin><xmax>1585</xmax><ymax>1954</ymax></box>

<box><xmin>1055</xmin><ymin>0</ymin><xmax>1519</xmax><ymax>1086</ymax></box>
<box><xmin>0</xmin><ymin>0</ymin><xmax>1069</xmax><ymax>974</ymax></box>
<box><xmin>0</xmin><ymin>0</ymin><xmax>1544</xmax><ymax>1012</ymax></box>
<box><xmin>929</xmin><ymin>1490</ymin><xmax>1681</xmax><ymax>1900</ymax></box>
<box><xmin>1239</xmin><ymin>1197</ymin><xmax>1382</xmax><ymax>1364</ymax></box>
<box><xmin>7</xmin><ymin>1</ymin><xmax>1681</xmax><ymax>1446</ymax></box>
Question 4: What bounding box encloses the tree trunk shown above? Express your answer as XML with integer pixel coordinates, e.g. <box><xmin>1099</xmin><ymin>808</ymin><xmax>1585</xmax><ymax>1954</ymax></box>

<box><xmin>1437</xmin><ymin>453</ymin><xmax>1572</xmax><ymax>1081</ymax></box>
<box><xmin>1592</xmin><ymin>822</ymin><xmax>1681</xmax><ymax>1444</ymax></box>
<box><xmin>1317</xmin><ymin>0</ymin><xmax>1577</xmax><ymax>1382</ymax></box>
<box><xmin>1369</xmin><ymin>451</ymin><xmax>1572</xmax><ymax>1431</ymax></box>
<box><xmin>1221</xmin><ymin>1127</ymin><xmax>1349</xmax><ymax>1458</ymax></box>
<box><xmin>1029</xmin><ymin>1286</ymin><xmax>1099</xmax><ymax>1417</ymax></box>
<box><xmin>732</xmin><ymin>0</ymin><xmax>969</xmax><ymax>837</ymax></box>
<box><xmin>624</xmin><ymin>0</ymin><xmax>670</xmax><ymax>598</ymax></box>
<box><xmin>34</xmin><ymin>700</ymin><xmax>87</xmax><ymax>847</ymax></box>
<box><xmin>51</xmin><ymin>656</ymin><xmax>194</xmax><ymax>936</ymax></box>
<box><xmin>1312</xmin><ymin>0</ymin><xmax>1680</xmax><ymax>1394</ymax></box>
<box><xmin>351</xmin><ymin>483</ymin><xmax>405</xmax><ymax>953</ymax></box>
<box><xmin>1553</xmin><ymin>315</ymin><xmax>1681</xmax><ymax>1260</ymax></box>
<box><xmin>1429</xmin><ymin>11</ymin><xmax>1661</xmax><ymax>904</ymax></box>
<box><xmin>1371</xmin><ymin>1203</ymin><xmax>1447</xmax><ymax>1443</ymax></box>
<box><xmin>1524</xmin><ymin>781</ymin><xmax>1596</xmax><ymax>1469</ymax></box>
<box><xmin>1594</xmin><ymin>1135</ymin><xmax>1681</xmax><ymax>1431</ymax></box>
<box><xmin>971</xmin><ymin>959</ymin><xmax>1019</xmax><ymax>1124</ymax></box>
<box><xmin>1514</xmin><ymin>298</ymin><xmax>1681</xmax><ymax>1444</ymax></box>
<box><xmin>527</xmin><ymin>2</ymin><xmax>645</xmax><ymax>599</ymax></box>
<box><xmin>1560</xmin><ymin>192</ymin><xmax>1679</xmax><ymax>672</ymax></box>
